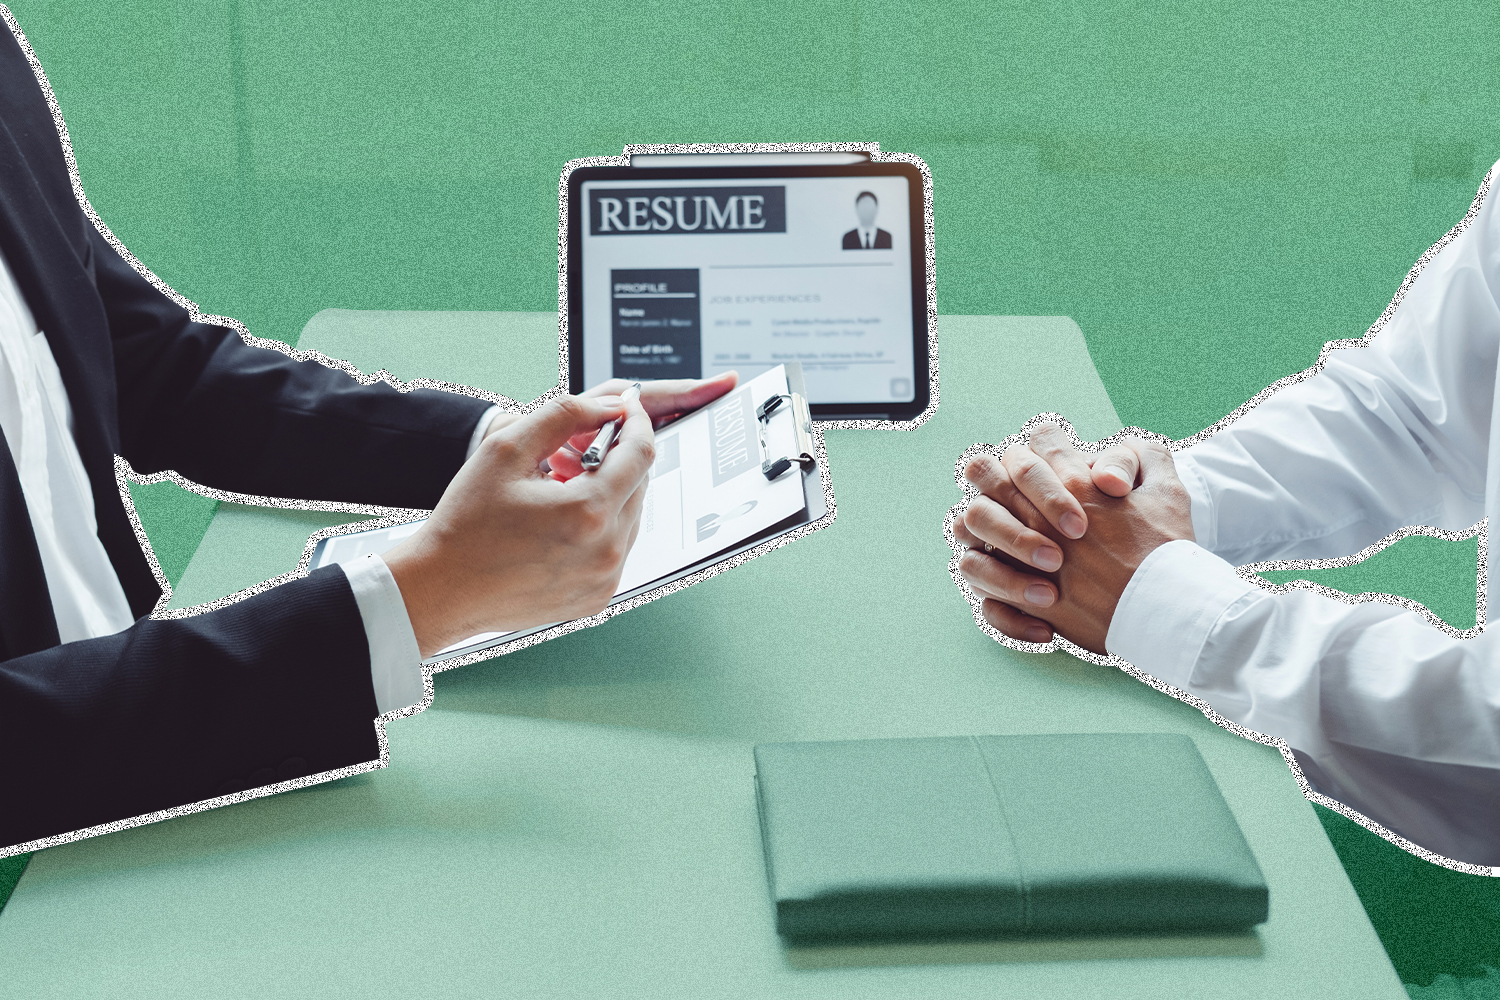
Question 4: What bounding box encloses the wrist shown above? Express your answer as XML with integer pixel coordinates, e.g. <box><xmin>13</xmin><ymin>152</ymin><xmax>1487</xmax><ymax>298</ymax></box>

<box><xmin>384</xmin><ymin>537</ymin><xmax>469</xmax><ymax>659</ymax></box>
<box><xmin>483</xmin><ymin>411</ymin><xmax>519</xmax><ymax>440</ymax></box>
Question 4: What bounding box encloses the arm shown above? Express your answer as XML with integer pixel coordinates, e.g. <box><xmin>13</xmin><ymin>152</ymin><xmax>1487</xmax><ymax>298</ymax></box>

<box><xmin>957</xmin><ymin>434</ymin><xmax>1500</xmax><ymax>865</ymax></box>
<box><xmin>1107</xmin><ymin>541</ymin><xmax>1500</xmax><ymax>866</ymax></box>
<box><xmin>0</xmin><ymin>566</ymin><xmax>379</xmax><ymax>849</ymax></box>
<box><xmin>4</xmin><ymin>392</ymin><xmax>661</xmax><ymax>852</ymax></box>
<box><xmin>1122</xmin><ymin>162</ymin><xmax>1500</xmax><ymax>564</ymax></box>
<box><xmin>94</xmin><ymin>225</ymin><xmax>491</xmax><ymax>509</ymax></box>
<box><xmin>965</xmin><ymin>164</ymin><xmax>1499</xmax><ymax>594</ymax></box>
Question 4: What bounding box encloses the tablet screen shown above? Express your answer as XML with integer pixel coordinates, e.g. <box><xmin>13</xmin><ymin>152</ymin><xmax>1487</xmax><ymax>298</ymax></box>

<box><xmin>571</xmin><ymin>167</ymin><xmax>926</xmax><ymax>419</ymax></box>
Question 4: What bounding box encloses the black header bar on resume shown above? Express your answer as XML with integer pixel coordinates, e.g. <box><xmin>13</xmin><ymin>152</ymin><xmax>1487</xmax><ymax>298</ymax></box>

<box><xmin>589</xmin><ymin>187</ymin><xmax>786</xmax><ymax>236</ymax></box>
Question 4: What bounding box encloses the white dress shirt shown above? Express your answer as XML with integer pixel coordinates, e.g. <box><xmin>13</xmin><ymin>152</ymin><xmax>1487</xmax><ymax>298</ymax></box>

<box><xmin>0</xmin><ymin>248</ymin><xmax>495</xmax><ymax>718</ymax></box>
<box><xmin>1106</xmin><ymin>160</ymin><xmax>1500</xmax><ymax>865</ymax></box>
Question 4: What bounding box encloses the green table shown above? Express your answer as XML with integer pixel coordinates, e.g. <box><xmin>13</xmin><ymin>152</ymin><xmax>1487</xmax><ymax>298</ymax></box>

<box><xmin>0</xmin><ymin>312</ymin><xmax>1406</xmax><ymax>998</ymax></box>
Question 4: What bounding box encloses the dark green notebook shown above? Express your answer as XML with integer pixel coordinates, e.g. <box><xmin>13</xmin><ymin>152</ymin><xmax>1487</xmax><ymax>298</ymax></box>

<box><xmin>752</xmin><ymin>733</ymin><xmax>1268</xmax><ymax>942</ymax></box>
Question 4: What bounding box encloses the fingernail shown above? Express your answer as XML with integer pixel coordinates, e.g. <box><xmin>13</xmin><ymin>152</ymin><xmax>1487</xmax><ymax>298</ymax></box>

<box><xmin>1024</xmin><ymin>584</ymin><xmax>1054</xmax><ymax>607</ymax></box>
<box><xmin>1024</xmin><ymin>626</ymin><xmax>1052</xmax><ymax>643</ymax></box>
<box><xmin>595</xmin><ymin>395</ymin><xmax>624</xmax><ymax>406</ymax></box>
<box><xmin>1102</xmin><ymin>465</ymin><xmax>1129</xmax><ymax>486</ymax></box>
<box><xmin>1060</xmin><ymin>512</ymin><xmax>1086</xmax><ymax>538</ymax></box>
<box><xmin>1032</xmin><ymin>546</ymin><xmax>1062</xmax><ymax>572</ymax></box>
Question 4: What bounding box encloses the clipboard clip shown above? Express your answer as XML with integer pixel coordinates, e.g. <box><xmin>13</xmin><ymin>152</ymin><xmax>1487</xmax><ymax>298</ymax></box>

<box><xmin>756</xmin><ymin>391</ymin><xmax>817</xmax><ymax>481</ymax></box>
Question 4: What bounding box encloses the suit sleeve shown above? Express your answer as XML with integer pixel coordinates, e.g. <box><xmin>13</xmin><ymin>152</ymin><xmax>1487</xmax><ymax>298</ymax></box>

<box><xmin>91</xmin><ymin>226</ymin><xmax>492</xmax><ymax>509</ymax></box>
<box><xmin>0</xmin><ymin>564</ymin><xmax>380</xmax><ymax>850</ymax></box>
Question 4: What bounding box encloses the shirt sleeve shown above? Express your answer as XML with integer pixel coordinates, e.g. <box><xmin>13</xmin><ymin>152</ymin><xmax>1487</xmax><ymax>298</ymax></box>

<box><xmin>1170</xmin><ymin>162</ymin><xmax>1500</xmax><ymax>566</ymax></box>
<box><xmin>1104</xmin><ymin>164</ymin><xmax>1500</xmax><ymax>866</ymax></box>
<box><xmin>468</xmin><ymin>405</ymin><xmax>504</xmax><ymax>459</ymax></box>
<box><xmin>1107</xmin><ymin>540</ymin><xmax>1500</xmax><ymax>866</ymax></box>
<box><xmin>338</xmin><ymin>552</ymin><xmax>424</xmax><ymax>716</ymax></box>
<box><xmin>338</xmin><ymin>405</ymin><xmax>497</xmax><ymax>717</ymax></box>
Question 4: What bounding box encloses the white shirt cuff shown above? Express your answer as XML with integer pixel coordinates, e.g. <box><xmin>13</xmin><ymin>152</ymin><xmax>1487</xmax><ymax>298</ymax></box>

<box><xmin>467</xmin><ymin>405</ymin><xmax>505</xmax><ymax>460</ymax></box>
<box><xmin>1171</xmin><ymin>451</ymin><xmax>1215</xmax><ymax>552</ymax></box>
<box><xmin>1104</xmin><ymin>539</ymin><xmax>1259</xmax><ymax>689</ymax></box>
<box><xmin>338</xmin><ymin>552</ymin><xmax>425</xmax><ymax>716</ymax></box>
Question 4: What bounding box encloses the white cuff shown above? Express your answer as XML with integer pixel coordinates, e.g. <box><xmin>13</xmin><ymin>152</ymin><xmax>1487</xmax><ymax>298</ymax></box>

<box><xmin>467</xmin><ymin>405</ymin><xmax>505</xmax><ymax>460</ymax></box>
<box><xmin>338</xmin><ymin>552</ymin><xmax>426</xmax><ymax>716</ymax></box>
<box><xmin>1172</xmin><ymin>451</ymin><xmax>1215</xmax><ymax>553</ymax></box>
<box><xmin>1104</xmin><ymin>539</ymin><xmax>1259</xmax><ymax>689</ymax></box>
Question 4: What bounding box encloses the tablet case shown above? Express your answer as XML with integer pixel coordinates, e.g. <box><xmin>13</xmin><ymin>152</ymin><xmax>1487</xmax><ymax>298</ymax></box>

<box><xmin>564</xmin><ymin>155</ymin><xmax>934</xmax><ymax>425</ymax></box>
<box><xmin>752</xmin><ymin>733</ymin><xmax>1268</xmax><ymax>942</ymax></box>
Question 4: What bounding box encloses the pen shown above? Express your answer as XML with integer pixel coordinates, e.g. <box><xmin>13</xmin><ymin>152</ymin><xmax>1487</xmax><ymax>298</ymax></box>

<box><xmin>580</xmin><ymin>382</ymin><xmax>642</xmax><ymax>470</ymax></box>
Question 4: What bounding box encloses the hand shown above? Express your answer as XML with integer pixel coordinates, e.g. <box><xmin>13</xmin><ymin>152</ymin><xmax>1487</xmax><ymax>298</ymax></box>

<box><xmin>482</xmin><ymin>372</ymin><xmax>739</xmax><ymax>480</ymax></box>
<box><xmin>954</xmin><ymin>425</ymin><xmax>1193</xmax><ymax>654</ymax></box>
<box><xmin>948</xmin><ymin>423</ymin><xmax>1100</xmax><ymax>634</ymax></box>
<box><xmin>384</xmin><ymin>393</ymin><xmax>655</xmax><ymax>658</ymax></box>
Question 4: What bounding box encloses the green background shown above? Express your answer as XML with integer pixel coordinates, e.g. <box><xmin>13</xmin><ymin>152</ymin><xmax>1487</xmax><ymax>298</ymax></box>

<box><xmin>2</xmin><ymin>0</ymin><xmax>1498</xmax><ymax>995</ymax></box>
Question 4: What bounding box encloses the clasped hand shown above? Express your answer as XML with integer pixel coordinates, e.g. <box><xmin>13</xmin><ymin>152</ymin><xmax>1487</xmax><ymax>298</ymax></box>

<box><xmin>953</xmin><ymin>424</ymin><xmax>1194</xmax><ymax>654</ymax></box>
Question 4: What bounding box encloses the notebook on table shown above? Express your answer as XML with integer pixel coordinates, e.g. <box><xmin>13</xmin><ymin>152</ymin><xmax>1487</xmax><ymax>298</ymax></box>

<box><xmin>753</xmin><ymin>732</ymin><xmax>1269</xmax><ymax>943</ymax></box>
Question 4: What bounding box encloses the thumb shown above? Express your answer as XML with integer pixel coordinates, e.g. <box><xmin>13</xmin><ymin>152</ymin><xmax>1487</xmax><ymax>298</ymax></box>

<box><xmin>506</xmin><ymin>395</ymin><xmax>624</xmax><ymax>464</ymax></box>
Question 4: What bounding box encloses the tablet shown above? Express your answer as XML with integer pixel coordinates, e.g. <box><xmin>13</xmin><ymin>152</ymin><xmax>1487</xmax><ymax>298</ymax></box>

<box><xmin>565</xmin><ymin>154</ymin><xmax>932</xmax><ymax>423</ymax></box>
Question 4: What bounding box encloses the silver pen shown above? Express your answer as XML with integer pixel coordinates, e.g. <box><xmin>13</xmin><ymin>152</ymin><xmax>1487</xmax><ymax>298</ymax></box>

<box><xmin>580</xmin><ymin>382</ymin><xmax>642</xmax><ymax>470</ymax></box>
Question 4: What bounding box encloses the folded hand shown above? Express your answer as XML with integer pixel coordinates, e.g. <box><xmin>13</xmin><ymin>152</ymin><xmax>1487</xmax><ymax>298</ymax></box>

<box><xmin>954</xmin><ymin>424</ymin><xmax>1194</xmax><ymax>654</ymax></box>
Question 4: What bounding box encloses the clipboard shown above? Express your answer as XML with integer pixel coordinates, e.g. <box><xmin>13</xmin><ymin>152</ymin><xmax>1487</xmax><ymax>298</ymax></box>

<box><xmin>306</xmin><ymin>363</ymin><xmax>830</xmax><ymax>666</ymax></box>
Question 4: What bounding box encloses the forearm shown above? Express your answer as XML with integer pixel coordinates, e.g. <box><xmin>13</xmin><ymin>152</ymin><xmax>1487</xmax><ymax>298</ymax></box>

<box><xmin>1180</xmin><ymin>166</ymin><xmax>1499</xmax><ymax>564</ymax></box>
<box><xmin>97</xmin><ymin>227</ymin><xmax>491</xmax><ymax>507</ymax></box>
<box><xmin>117</xmin><ymin>324</ymin><xmax>491</xmax><ymax>507</ymax></box>
<box><xmin>1109</xmin><ymin>540</ymin><xmax>1500</xmax><ymax>863</ymax></box>
<box><xmin>1176</xmin><ymin>350</ymin><xmax>1486</xmax><ymax>566</ymax></box>
<box><xmin>0</xmin><ymin>566</ymin><xmax>380</xmax><ymax>850</ymax></box>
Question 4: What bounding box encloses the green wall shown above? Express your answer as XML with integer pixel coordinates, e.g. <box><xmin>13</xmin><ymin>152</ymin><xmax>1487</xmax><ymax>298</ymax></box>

<box><xmin>5</xmin><ymin>1</ymin><xmax>1499</xmax><ymax>993</ymax></box>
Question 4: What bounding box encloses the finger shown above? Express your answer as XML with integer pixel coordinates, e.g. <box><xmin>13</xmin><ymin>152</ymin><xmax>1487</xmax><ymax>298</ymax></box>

<box><xmin>980</xmin><ymin>598</ymin><xmax>1055</xmax><ymax>645</ymax></box>
<box><xmin>1128</xmin><ymin>437</ymin><xmax>1179</xmax><ymax>484</ymax></box>
<box><xmin>564</xmin><ymin>377</ymin><xmax>717</xmax><ymax>449</ymax></box>
<box><xmin>962</xmin><ymin>495</ymin><xmax>1063</xmax><ymax>572</ymax></box>
<box><xmin>961</xmin><ymin>454</ymin><xmax>1053</xmax><ymax>538</ymax></box>
<box><xmin>506</xmin><ymin>395</ymin><xmax>626</xmax><ymax>464</ymax></box>
<box><xmin>583</xmin><ymin>372</ymin><xmax>739</xmax><ymax>420</ymax></box>
<box><xmin>962</xmin><ymin>452</ymin><xmax>1009</xmax><ymax>496</ymax></box>
<box><xmin>952</xmin><ymin>521</ymin><xmax>1056</xmax><ymax>641</ymax></box>
<box><xmin>952</xmin><ymin>515</ymin><xmax>984</xmax><ymax>550</ymax></box>
<box><xmin>1089</xmin><ymin>442</ymin><xmax>1142</xmax><ymax>497</ymax></box>
<box><xmin>956</xmin><ymin>546</ymin><xmax>1058</xmax><ymax>609</ymax></box>
<box><xmin>584</xmin><ymin>397</ymin><xmax>655</xmax><ymax>505</ymax></box>
<box><xmin>1014</xmin><ymin>425</ymin><xmax>1098</xmax><ymax>539</ymax></box>
<box><xmin>652</xmin><ymin>411</ymin><xmax>686</xmax><ymax>431</ymax></box>
<box><xmin>547</xmin><ymin>445</ymin><xmax>585</xmax><ymax>480</ymax></box>
<box><xmin>1000</xmin><ymin>441</ymin><xmax>1089</xmax><ymax>539</ymax></box>
<box><xmin>636</xmin><ymin>372</ymin><xmax>738</xmax><ymax>419</ymax></box>
<box><xmin>1028</xmin><ymin>424</ymin><xmax>1095</xmax><ymax>491</ymax></box>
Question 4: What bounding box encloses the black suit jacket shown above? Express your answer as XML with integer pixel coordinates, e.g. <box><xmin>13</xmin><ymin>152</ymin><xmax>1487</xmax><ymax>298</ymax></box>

<box><xmin>0</xmin><ymin>23</ymin><xmax>491</xmax><ymax>849</ymax></box>
<box><xmin>841</xmin><ymin>227</ymin><xmax>893</xmax><ymax>250</ymax></box>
